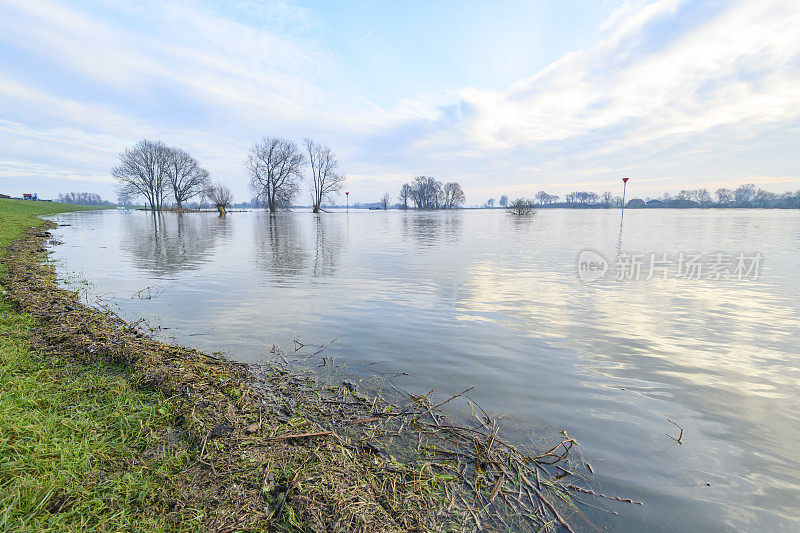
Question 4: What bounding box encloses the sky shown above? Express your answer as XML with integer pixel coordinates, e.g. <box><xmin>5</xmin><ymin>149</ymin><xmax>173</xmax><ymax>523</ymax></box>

<box><xmin>1</xmin><ymin>0</ymin><xmax>799</xmax><ymax>205</ymax></box>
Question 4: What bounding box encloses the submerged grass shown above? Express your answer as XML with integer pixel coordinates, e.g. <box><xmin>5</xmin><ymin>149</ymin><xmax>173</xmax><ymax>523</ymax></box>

<box><xmin>0</xmin><ymin>198</ymin><xmax>621</xmax><ymax>531</ymax></box>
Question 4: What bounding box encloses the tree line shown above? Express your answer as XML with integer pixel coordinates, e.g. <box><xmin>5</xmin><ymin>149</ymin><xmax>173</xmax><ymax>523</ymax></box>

<box><xmin>668</xmin><ymin>185</ymin><xmax>800</xmax><ymax>208</ymax></box>
<box><xmin>111</xmin><ymin>137</ymin><xmax>346</xmax><ymax>215</ymax></box>
<box><xmin>396</xmin><ymin>177</ymin><xmax>465</xmax><ymax>209</ymax></box>
<box><xmin>518</xmin><ymin>184</ymin><xmax>800</xmax><ymax>209</ymax></box>
<box><xmin>55</xmin><ymin>192</ymin><xmax>113</xmax><ymax>205</ymax></box>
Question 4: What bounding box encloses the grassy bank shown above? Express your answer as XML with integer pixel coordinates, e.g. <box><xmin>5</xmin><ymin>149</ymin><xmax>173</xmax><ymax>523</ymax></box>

<box><xmin>0</xmin><ymin>200</ymin><xmax>191</xmax><ymax>530</ymax></box>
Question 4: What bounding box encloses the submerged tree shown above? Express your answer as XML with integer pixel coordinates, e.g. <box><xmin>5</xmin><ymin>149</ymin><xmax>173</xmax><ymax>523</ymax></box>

<box><xmin>247</xmin><ymin>137</ymin><xmax>305</xmax><ymax>212</ymax></box>
<box><xmin>442</xmin><ymin>182</ymin><xmax>465</xmax><ymax>209</ymax></box>
<box><xmin>305</xmin><ymin>138</ymin><xmax>345</xmax><ymax>213</ymax></box>
<box><xmin>398</xmin><ymin>183</ymin><xmax>411</xmax><ymax>209</ymax></box>
<box><xmin>204</xmin><ymin>183</ymin><xmax>232</xmax><ymax>216</ymax></box>
<box><xmin>111</xmin><ymin>139</ymin><xmax>171</xmax><ymax>211</ymax></box>
<box><xmin>380</xmin><ymin>193</ymin><xmax>391</xmax><ymax>210</ymax></box>
<box><xmin>166</xmin><ymin>147</ymin><xmax>210</xmax><ymax>210</ymax></box>
<box><xmin>408</xmin><ymin>176</ymin><xmax>444</xmax><ymax>209</ymax></box>
<box><xmin>398</xmin><ymin>176</ymin><xmax>464</xmax><ymax>209</ymax></box>
<box><xmin>507</xmin><ymin>198</ymin><xmax>536</xmax><ymax>216</ymax></box>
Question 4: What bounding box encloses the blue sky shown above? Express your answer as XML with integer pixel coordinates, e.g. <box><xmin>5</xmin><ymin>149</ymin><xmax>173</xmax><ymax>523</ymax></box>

<box><xmin>1</xmin><ymin>0</ymin><xmax>799</xmax><ymax>205</ymax></box>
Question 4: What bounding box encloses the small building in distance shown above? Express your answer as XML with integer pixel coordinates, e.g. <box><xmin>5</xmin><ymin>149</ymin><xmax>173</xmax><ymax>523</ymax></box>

<box><xmin>23</xmin><ymin>193</ymin><xmax>38</xmax><ymax>200</ymax></box>
<box><xmin>626</xmin><ymin>198</ymin><xmax>646</xmax><ymax>208</ymax></box>
<box><xmin>0</xmin><ymin>194</ymin><xmax>10</xmax><ymax>199</ymax></box>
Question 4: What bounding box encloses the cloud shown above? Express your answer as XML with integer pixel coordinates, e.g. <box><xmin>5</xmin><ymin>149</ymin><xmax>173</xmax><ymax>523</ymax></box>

<box><xmin>445</xmin><ymin>0</ymin><xmax>800</xmax><ymax>160</ymax></box>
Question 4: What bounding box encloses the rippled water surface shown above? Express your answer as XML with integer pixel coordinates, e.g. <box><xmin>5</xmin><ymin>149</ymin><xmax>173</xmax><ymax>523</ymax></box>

<box><xmin>47</xmin><ymin>208</ymin><xmax>800</xmax><ymax>531</ymax></box>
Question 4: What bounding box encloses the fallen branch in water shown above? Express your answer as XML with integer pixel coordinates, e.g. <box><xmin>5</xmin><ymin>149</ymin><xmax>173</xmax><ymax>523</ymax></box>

<box><xmin>130</xmin><ymin>285</ymin><xmax>164</xmax><ymax>300</ymax></box>
<box><xmin>666</xmin><ymin>418</ymin><xmax>684</xmax><ymax>444</ymax></box>
<box><xmin>565</xmin><ymin>484</ymin><xmax>644</xmax><ymax>505</ymax></box>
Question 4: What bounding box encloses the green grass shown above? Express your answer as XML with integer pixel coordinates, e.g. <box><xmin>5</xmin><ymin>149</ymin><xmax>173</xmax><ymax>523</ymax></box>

<box><xmin>0</xmin><ymin>199</ymin><xmax>109</xmax><ymax>252</ymax></box>
<box><xmin>0</xmin><ymin>199</ymin><xmax>193</xmax><ymax>531</ymax></box>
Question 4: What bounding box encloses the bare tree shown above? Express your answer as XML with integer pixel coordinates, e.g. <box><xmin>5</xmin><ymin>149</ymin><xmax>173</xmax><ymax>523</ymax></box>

<box><xmin>398</xmin><ymin>183</ymin><xmax>411</xmax><ymax>209</ymax></box>
<box><xmin>696</xmin><ymin>188</ymin><xmax>712</xmax><ymax>206</ymax></box>
<box><xmin>715</xmin><ymin>188</ymin><xmax>733</xmax><ymax>205</ymax></box>
<box><xmin>407</xmin><ymin>176</ymin><xmax>443</xmax><ymax>209</ymax></box>
<box><xmin>753</xmin><ymin>188</ymin><xmax>776</xmax><ymax>208</ymax></box>
<box><xmin>601</xmin><ymin>191</ymin><xmax>614</xmax><ymax>207</ymax></box>
<box><xmin>56</xmin><ymin>192</ymin><xmax>108</xmax><ymax>205</ymax></box>
<box><xmin>111</xmin><ymin>139</ymin><xmax>171</xmax><ymax>211</ymax></box>
<box><xmin>247</xmin><ymin>137</ymin><xmax>305</xmax><ymax>212</ymax></box>
<box><xmin>380</xmin><ymin>193</ymin><xmax>391</xmax><ymax>209</ymax></box>
<box><xmin>535</xmin><ymin>191</ymin><xmax>549</xmax><ymax>205</ymax></box>
<box><xmin>305</xmin><ymin>139</ymin><xmax>345</xmax><ymax>213</ymax></box>
<box><xmin>507</xmin><ymin>198</ymin><xmax>536</xmax><ymax>216</ymax></box>
<box><xmin>734</xmin><ymin>184</ymin><xmax>756</xmax><ymax>207</ymax></box>
<box><xmin>566</xmin><ymin>191</ymin><xmax>598</xmax><ymax>205</ymax></box>
<box><xmin>443</xmin><ymin>182</ymin><xmax>465</xmax><ymax>209</ymax></box>
<box><xmin>204</xmin><ymin>183</ymin><xmax>232</xmax><ymax>216</ymax></box>
<box><xmin>117</xmin><ymin>188</ymin><xmax>133</xmax><ymax>206</ymax></box>
<box><xmin>166</xmin><ymin>147</ymin><xmax>210</xmax><ymax>210</ymax></box>
<box><xmin>499</xmin><ymin>195</ymin><xmax>508</xmax><ymax>208</ymax></box>
<box><xmin>486</xmin><ymin>198</ymin><xmax>496</xmax><ymax>208</ymax></box>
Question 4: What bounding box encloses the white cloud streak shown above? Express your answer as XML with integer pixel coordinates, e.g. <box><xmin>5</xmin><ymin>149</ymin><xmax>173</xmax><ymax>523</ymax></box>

<box><xmin>452</xmin><ymin>0</ymin><xmax>800</xmax><ymax>158</ymax></box>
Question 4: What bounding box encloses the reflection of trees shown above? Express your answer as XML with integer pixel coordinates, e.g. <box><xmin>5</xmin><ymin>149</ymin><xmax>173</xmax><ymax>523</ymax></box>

<box><xmin>121</xmin><ymin>212</ymin><xmax>227</xmax><ymax>275</ymax></box>
<box><xmin>254</xmin><ymin>214</ymin><xmax>308</xmax><ymax>278</ymax></box>
<box><xmin>312</xmin><ymin>215</ymin><xmax>345</xmax><ymax>277</ymax></box>
<box><xmin>401</xmin><ymin>211</ymin><xmax>463</xmax><ymax>247</ymax></box>
<box><xmin>254</xmin><ymin>213</ymin><xmax>346</xmax><ymax>279</ymax></box>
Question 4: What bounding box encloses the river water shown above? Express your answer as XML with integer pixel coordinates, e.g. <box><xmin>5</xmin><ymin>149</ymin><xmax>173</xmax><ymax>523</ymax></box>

<box><xmin>47</xmin><ymin>208</ymin><xmax>800</xmax><ymax>531</ymax></box>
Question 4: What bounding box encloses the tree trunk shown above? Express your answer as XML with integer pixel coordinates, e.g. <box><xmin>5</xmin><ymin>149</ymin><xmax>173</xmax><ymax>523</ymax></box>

<box><xmin>217</xmin><ymin>205</ymin><xmax>226</xmax><ymax>217</ymax></box>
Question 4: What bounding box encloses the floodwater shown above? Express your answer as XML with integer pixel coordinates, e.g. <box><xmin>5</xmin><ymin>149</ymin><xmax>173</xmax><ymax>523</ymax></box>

<box><xmin>47</xmin><ymin>208</ymin><xmax>800</xmax><ymax>532</ymax></box>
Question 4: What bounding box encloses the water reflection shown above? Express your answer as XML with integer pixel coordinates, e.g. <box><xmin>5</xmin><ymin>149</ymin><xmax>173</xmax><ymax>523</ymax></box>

<box><xmin>121</xmin><ymin>212</ymin><xmax>227</xmax><ymax>276</ymax></box>
<box><xmin>401</xmin><ymin>211</ymin><xmax>462</xmax><ymax>246</ymax></box>
<box><xmin>254</xmin><ymin>213</ymin><xmax>345</xmax><ymax>280</ymax></box>
<box><xmin>254</xmin><ymin>213</ymin><xmax>309</xmax><ymax>278</ymax></box>
<box><xmin>312</xmin><ymin>215</ymin><xmax>346</xmax><ymax>277</ymax></box>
